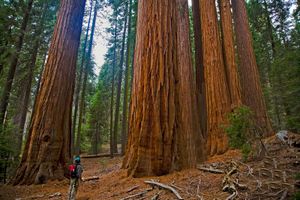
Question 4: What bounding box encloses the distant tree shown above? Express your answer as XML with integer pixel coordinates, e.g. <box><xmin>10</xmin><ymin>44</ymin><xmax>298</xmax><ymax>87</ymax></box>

<box><xmin>73</xmin><ymin>0</ymin><xmax>93</xmax><ymax>155</ymax></box>
<box><xmin>0</xmin><ymin>0</ymin><xmax>34</xmax><ymax>126</ymax></box>
<box><xmin>121</xmin><ymin>0</ymin><xmax>133</xmax><ymax>155</ymax></box>
<box><xmin>113</xmin><ymin>3</ymin><xmax>128</xmax><ymax>154</ymax></box>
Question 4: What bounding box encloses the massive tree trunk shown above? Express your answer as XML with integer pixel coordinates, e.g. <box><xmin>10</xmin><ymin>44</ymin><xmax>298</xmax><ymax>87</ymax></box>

<box><xmin>176</xmin><ymin>0</ymin><xmax>205</xmax><ymax>162</ymax></box>
<box><xmin>232</xmin><ymin>0</ymin><xmax>273</xmax><ymax>136</ymax></box>
<box><xmin>73</xmin><ymin>0</ymin><xmax>93</xmax><ymax>155</ymax></box>
<box><xmin>200</xmin><ymin>0</ymin><xmax>231</xmax><ymax>156</ymax></box>
<box><xmin>121</xmin><ymin>0</ymin><xmax>132</xmax><ymax>155</ymax></box>
<box><xmin>0</xmin><ymin>0</ymin><xmax>34</xmax><ymax>126</ymax></box>
<box><xmin>13</xmin><ymin>0</ymin><xmax>86</xmax><ymax>185</ymax></box>
<box><xmin>218</xmin><ymin>0</ymin><xmax>242</xmax><ymax>108</ymax></box>
<box><xmin>192</xmin><ymin>0</ymin><xmax>206</xmax><ymax>134</ymax></box>
<box><xmin>113</xmin><ymin>4</ymin><xmax>128</xmax><ymax>154</ymax></box>
<box><xmin>76</xmin><ymin>0</ymin><xmax>97</xmax><ymax>155</ymax></box>
<box><xmin>122</xmin><ymin>0</ymin><xmax>200</xmax><ymax>177</ymax></box>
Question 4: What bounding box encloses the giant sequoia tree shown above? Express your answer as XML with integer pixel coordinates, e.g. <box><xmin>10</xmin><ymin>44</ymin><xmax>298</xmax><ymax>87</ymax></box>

<box><xmin>122</xmin><ymin>0</ymin><xmax>202</xmax><ymax>177</ymax></box>
<box><xmin>232</xmin><ymin>0</ymin><xmax>273</xmax><ymax>136</ymax></box>
<box><xmin>200</xmin><ymin>0</ymin><xmax>231</xmax><ymax>156</ymax></box>
<box><xmin>218</xmin><ymin>0</ymin><xmax>242</xmax><ymax>108</ymax></box>
<box><xmin>13</xmin><ymin>0</ymin><xmax>86</xmax><ymax>185</ymax></box>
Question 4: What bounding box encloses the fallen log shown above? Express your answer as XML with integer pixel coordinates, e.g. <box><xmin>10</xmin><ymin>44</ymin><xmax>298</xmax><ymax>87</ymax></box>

<box><xmin>197</xmin><ymin>166</ymin><xmax>224</xmax><ymax>174</ymax></box>
<box><xmin>126</xmin><ymin>185</ymin><xmax>140</xmax><ymax>193</ymax></box>
<box><xmin>81</xmin><ymin>153</ymin><xmax>121</xmax><ymax>158</ymax></box>
<box><xmin>144</xmin><ymin>180</ymin><xmax>184</xmax><ymax>200</ymax></box>
<box><xmin>82</xmin><ymin>176</ymin><xmax>99</xmax><ymax>182</ymax></box>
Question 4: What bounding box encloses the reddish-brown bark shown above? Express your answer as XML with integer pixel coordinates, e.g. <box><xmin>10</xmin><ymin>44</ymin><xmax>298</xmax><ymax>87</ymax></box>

<box><xmin>200</xmin><ymin>0</ymin><xmax>231</xmax><ymax>156</ymax></box>
<box><xmin>177</xmin><ymin>0</ymin><xmax>205</xmax><ymax>162</ymax></box>
<box><xmin>122</xmin><ymin>0</ymin><xmax>201</xmax><ymax>177</ymax></box>
<box><xmin>13</xmin><ymin>0</ymin><xmax>86</xmax><ymax>185</ymax></box>
<box><xmin>192</xmin><ymin>0</ymin><xmax>206</xmax><ymax>134</ymax></box>
<box><xmin>232</xmin><ymin>0</ymin><xmax>273</xmax><ymax>136</ymax></box>
<box><xmin>218</xmin><ymin>0</ymin><xmax>242</xmax><ymax>108</ymax></box>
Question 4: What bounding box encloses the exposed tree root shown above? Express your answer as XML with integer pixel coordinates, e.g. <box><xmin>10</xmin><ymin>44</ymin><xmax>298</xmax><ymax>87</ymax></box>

<box><xmin>144</xmin><ymin>180</ymin><xmax>184</xmax><ymax>200</ymax></box>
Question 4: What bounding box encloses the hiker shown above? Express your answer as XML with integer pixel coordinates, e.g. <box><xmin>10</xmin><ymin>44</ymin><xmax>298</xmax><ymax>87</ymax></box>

<box><xmin>68</xmin><ymin>156</ymin><xmax>83</xmax><ymax>200</ymax></box>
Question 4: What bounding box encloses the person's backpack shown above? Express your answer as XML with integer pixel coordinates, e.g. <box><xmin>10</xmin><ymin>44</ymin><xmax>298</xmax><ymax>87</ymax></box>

<box><xmin>69</xmin><ymin>164</ymin><xmax>78</xmax><ymax>178</ymax></box>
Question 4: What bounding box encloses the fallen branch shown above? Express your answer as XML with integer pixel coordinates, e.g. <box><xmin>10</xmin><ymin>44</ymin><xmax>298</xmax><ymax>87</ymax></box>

<box><xmin>120</xmin><ymin>189</ymin><xmax>151</xmax><ymax>200</ymax></box>
<box><xmin>226</xmin><ymin>191</ymin><xmax>237</xmax><ymax>200</ymax></box>
<box><xmin>144</xmin><ymin>180</ymin><xmax>184</xmax><ymax>200</ymax></box>
<box><xmin>82</xmin><ymin>176</ymin><xmax>99</xmax><ymax>182</ymax></box>
<box><xmin>126</xmin><ymin>185</ymin><xmax>139</xmax><ymax>193</ymax></box>
<box><xmin>49</xmin><ymin>192</ymin><xmax>61</xmax><ymax>198</ymax></box>
<box><xmin>197</xmin><ymin>166</ymin><xmax>224</xmax><ymax>174</ymax></box>
<box><xmin>151</xmin><ymin>191</ymin><xmax>162</xmax><ymax>200</ymax></box>
<box><xmin>81</xmin><ymin>153</ymin><xmax>120</xmax><ymax>158</ymax></box>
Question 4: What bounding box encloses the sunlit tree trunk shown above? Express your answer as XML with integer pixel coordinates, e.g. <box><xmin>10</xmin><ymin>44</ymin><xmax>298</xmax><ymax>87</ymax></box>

<box><xmin>232</xmin><ymin>0</ymin><xmax>273</xmax><ymax>136</ymax></box>
<box><xmin>123</xmin><ymin>0</ymin><xmax>200</xmax><ymax>177</ymax></box>
<box><xmin>13</xmin><ymin>0</ymin><xmax>86</xmax><ymax>185</ymax></box>
<box><xmin>200</xmin><ymin>0</ymin><xmax>231</xmax><ymax>156</ymax></box>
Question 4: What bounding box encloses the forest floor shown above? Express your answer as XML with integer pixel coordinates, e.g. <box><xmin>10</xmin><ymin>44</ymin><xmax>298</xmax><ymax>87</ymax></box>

<box><xmin>0</xmin><ymin>133</ymin><xmax>299</xmax><ymax>200</ymax></box>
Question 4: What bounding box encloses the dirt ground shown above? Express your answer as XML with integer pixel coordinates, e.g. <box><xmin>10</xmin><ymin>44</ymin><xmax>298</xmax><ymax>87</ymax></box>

<box><xmin>0</xmin><ymin>133</ymin><xmax>299</xmax><ymax>200</ymax></box>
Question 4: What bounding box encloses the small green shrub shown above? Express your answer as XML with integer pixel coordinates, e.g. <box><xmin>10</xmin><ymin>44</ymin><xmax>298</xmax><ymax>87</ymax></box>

<box><xmin>225</xmin><ymin>106</ymin><xmax>254</xmax><ymax>160</ymax></box>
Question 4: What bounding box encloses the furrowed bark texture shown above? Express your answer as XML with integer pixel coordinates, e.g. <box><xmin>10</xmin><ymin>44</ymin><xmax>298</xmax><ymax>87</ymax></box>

<box><xmin>122</xmin><ymin>0</ymin><xmax>200</xmax><ymax>177</ymax></box>
<box><xmin>13</xmin><ymin>0</ymin><xmax>86</xmax><ymax>185</ymax></box>
<box><xmin>192</xmin><ymin>0</ymin><xmax>206</xmax><ymax>135</ymax></box>
<box><xmin>177</xmin><ymin>0</ymin><xmax>205</xmax><ymax>162</ymax></box>
<box><xmin>200</xmin><ymin>0</ymin><xmax>231</xmax><ymax>156</ymax></box>
<box><xmin>232</xmin><ymin>0</ymin><xmax>273</xmax><ymax>136</ymax></box>
<box><xmin>219</xmin><ymin>0</ymin><xmax>242</xmax><ymax>108</ymax></box>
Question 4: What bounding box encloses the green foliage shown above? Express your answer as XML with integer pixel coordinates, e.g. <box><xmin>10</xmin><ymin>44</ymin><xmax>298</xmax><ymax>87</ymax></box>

<box><xmin>247</xmin><ymin>0</ymin><xmax>300</xmax><ymax>132</ymax></box>
<box><xmin>225</xmin><ymin>106</ymin><xmax>254</xmax><ymax>159</ymax></box>
<box><xmin>292</xmin><ymin>192</ymin><xmax>300</xmax><ymax>200</ymax></box>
